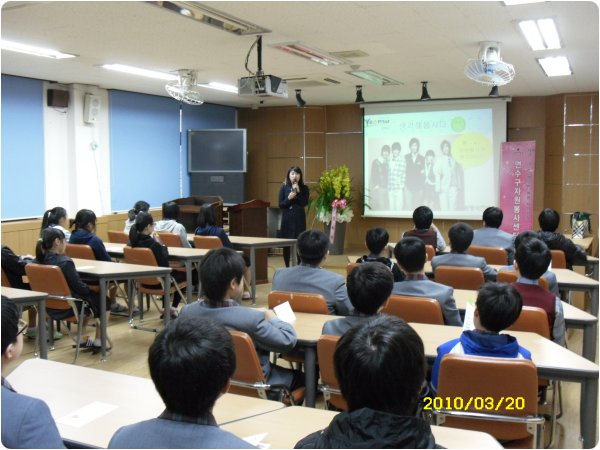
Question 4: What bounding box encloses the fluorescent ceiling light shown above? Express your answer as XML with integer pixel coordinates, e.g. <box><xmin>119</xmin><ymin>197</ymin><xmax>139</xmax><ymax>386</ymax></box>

<box><xmin>198</xmin><ymin>82</ymin><xmax>238</xmax><ymax>94</ymax></box>
<box><xmin>518</xmin><ymin>18</ymin><xmax>561</xmax><ymax>50</ymax></box>
<box><xmin>537</xmin><ymin>56</ymin><xmax>572</xmax><ymax>76</ymax></box>
<box><xmin>1</xmin><ymin>39</ymin><xmax>77</xmax><ymax>59</ymax></box>
<box><xmin>272</xmin><ymin>42</ymin><xmax>351</xmax><ymax>66</ymax></box>
<box><xmin>346</xmin><ymin>69</ymin><xmax>402</xmax><ymax>86</ymax></box>
<box><xmin>149</xmin><ymin>2</ymin><xmax>270</xmax><ymax>35</ymax></box>
<box><xmin>102</xmin><ymin>64</ymin><xmax>177</xmax><ymax>81</ymax></box>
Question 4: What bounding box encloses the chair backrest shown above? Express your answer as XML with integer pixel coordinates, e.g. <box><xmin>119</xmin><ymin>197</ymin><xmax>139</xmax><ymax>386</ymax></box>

<box><xmin>382</xmin><ymin>294</ymin><xmax>445</xmax><ymax>325</ymax></box>
<box><xmin>1</xmin><ymin>267</ymin><xmax>11</xmax><ymax>287</ymax></box>
<box><xmin>507</xmin><ymin>306</ymin><xmax>551</xmax><ymax>339</ymax></box>
<box><xmin>497</xmin><ymin>270</ymin><xmax>549</xmax><ymax>291</ymax></box>
<box><xmin>437</xmin><ymin>353</ymin><xmax>539</xmax><ymax>443</ymax></box>
<box><xmin>157</xmin><ymin>232</ymin><xmax>183</xmax><ymax>247</ymax></box>
<box><xmin>435</xmin><ymin>266</ymin><xmax>485</xmax><ymax>290</ymax></box>
<box><xmin>25</xmin><ymin>263</ymin><xmax>73</xmax><ymax>311</ymax></box>
<box><xmin>65</xmin><ymin>243</ymin><xmax>96</xmax><ymax>260</ymax></box>
<box><xmin>267</xmin><ymin>291</ymin><xmax>329</xmax><ymax>314</ymax></box>
<box><xmin>317</xmin><ymin>335</ymin><xmax>348</xmax><ymax>410</ymax></box>
<box><xmin>123</xmin><ymin>247</ymin><xmax>160</xmax><ymax>285</ymax></box>
<box><xmin>550</xmin><ymin>250</ymin><xmax>567</xmax><ymax>269</ymax></box>
<box><xmin>108</xmin><ymin>230</ymin><xmax>129</xmax><ymax>244</ymax></box>
<box><xmin>425</xmin><ymin>245</ymin><xmax>436</xmax><ymax>261</ymax></box>
<box><xmin>193</xmin><ymin>235</ymin><xmax>223</xmax><ymax>249</ymax></box>
<box><xmin>228</xmin><ymin>330</ymin><xmax>267</xmax><ymax>398</ymax></box>
<box><xmin>346</xmin><ymin>262</ymin><xmax>359</xmax><ymax>276</ymax></box>
<box><xmin>467</xmin><ymin>245</ymin><xmax>508</xmax><ymax>265</ymax></box>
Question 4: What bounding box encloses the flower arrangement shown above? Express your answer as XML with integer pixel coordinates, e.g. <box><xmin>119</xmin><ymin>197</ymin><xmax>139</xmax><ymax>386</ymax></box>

<box><xmin>310</xmin><ymin>165</ymin><xmax>354</xmax><ymax>224</ymax></box>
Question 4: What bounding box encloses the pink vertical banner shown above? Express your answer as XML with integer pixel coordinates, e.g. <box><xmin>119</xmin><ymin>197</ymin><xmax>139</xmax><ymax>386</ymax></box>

<box><xmin>499</xmin><ymin>141</ymin><xmax>536</xmax><ymax>236</ymax></box>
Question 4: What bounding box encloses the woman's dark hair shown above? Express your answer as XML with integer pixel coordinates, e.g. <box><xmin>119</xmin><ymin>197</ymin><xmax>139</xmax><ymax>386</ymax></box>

<box><xmin>40</xmin><ymin>207</ymin><xmax>67</xmax><ymax>233</ymax></box>
<box><xmin>197</xmin><ymin>203</ymin><xmax>217</xmax><ymax>228</ymax></box>
<box><xmin>72</xmin><ymin>209</ymin><xmax>97</xmax><ymax>231</ymax></box>
<box><xmin>36</xmin><ymin>228</ymin><xmax>65</xmax><ymax>262</ymax></box>
<box><xmin>284</xmin><ymin>166</ymin><xmax>304</xmax><ymax>186</ymax></box>
<box><xmin>133</xmin><ymin>200</ymin><xmax>150</xmax><ymax>214</ymax></box>
<box><xmin>162</xmin><ymin>202</ymin><xmax>180</xmax><ymax>221</ymax></box>
<box><xmin>129</xmin><ymin>211</ymin><xmax>154</xmax><ymax>246</ymax></box>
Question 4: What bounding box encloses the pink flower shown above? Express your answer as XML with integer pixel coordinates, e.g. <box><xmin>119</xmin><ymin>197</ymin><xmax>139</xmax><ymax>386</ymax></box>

<box><xmin>331</xmin><ymin>199</ymin><xmax>346</xmax><ymax>209</ymax></box>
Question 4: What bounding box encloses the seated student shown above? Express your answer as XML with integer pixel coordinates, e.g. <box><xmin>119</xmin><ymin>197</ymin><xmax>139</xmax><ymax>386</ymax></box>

<box><xmin>108</xmin><ymin>316</ymin><xmax>254</xmax><ymax>449</ymax></box>
<box><xmin>402</xmin><ymin>205</ymin><xmax>446</xmax><ymax>253</ymax></box>
<box><xmin>431</xmin><ymin>222</ymin><xmax>497</xmax><ymax>281</ymax></box>
<box><xmin>295</xmin><ymin>315</ymin><xmax>437</xmax><ymax>449</ymax></box>
<box><xmin>1</xmin><ymin>297</ymin><xmax>65</xmax><ymax>449</ymax></box>
<box><xmin>70</xmin><ymin>208</ymin><xmax>129</xmax><ymax>314</ymax></box>
<box><xmin>472</xmin><ymin>206</ymin><xmax>515</xmax><ymax>264</ymax></box>
<box><xmin>272</xmin><ymin>230</ymin><xmax>353</xmax><ymax>316</ymax></box>
<box><xmin>538</xmin><ymin>207</ymin><xmax>588</xmax><ymax>269</ymax></box>
<box><xmin>393</xmin><ymin>237</ymin><xmax>462</xmax><ymax>326</ymax></box>
<box><xmin>431</xmin><ymin>282</ymin><xmax>531</xmax><ymax>391</ymax></box>
<box><xmin>124</xmin><ymin>200</ymin><xmax>150</xmax><ymax>233</ymax></box>
<box><xmin>154</xmin><ymin>201</ymin><xmax>191</xmax><ymax>248</ymax></box>
<box><xmin>322</xmin><ymin>263</ymin><xmax>393</xmax><ymax>336</ymax></box>
<box><xmin>512</xmin><ymin>238</ymin><xmax>566</xmax><ymax>346</ymax></box>
<box><xmin>129</xmin><ymin>211</ymin><xmax>186</xmax><ymax>319</ymax></box>
<box><xmin>180</xmin><ymin>248</ymin><xmax>303</xmax><ymax>394</ymax></box>
<box><xmin>355</xmin><ymin>227</ymin><xmax>404</xmax><ymax>282</ymax></box>
<box><xmin>37</xmin><ymin>228</ymin><xmax>110</xmax><ymax>350</ymax></box>
<box><xmin>195</xmin><ymin>203</ymin><xmax>252</xmax><ymax>300</ymax></box>
<box><xmin>41</xmin><ymin>206</ymin><xmax>71</xmax><ymax>241</ymax></box>
<box><xmin>499</xmin><ymin>231</ymin><xmax>559</xmax><ymax>296</ymax></box>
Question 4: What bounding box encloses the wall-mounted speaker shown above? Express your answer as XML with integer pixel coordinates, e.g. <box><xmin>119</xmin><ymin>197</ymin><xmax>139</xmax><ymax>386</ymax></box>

<box><xmin>47</xmin><ymin>89</ymin><xmax>69</xmax><ymax>108</ymax></box>
<box><xmin>83</xmin><ymin>94</ymin><xmax>101</xmax><ymax>124</ymax></box>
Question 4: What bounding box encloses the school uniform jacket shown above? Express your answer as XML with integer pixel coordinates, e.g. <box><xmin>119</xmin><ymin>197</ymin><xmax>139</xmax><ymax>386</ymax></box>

<box><xmin>431</xmin><ymin>252</ymin><xmax>497</xmax><ymax>281</ymax></box>
<box><xmin>69</xmin><ymin>229</ymin><xmax>112</xmax><ymax>261</ymax></box>
<box><xmin>472</xmin><ymin>227</ymin><xmax>515</xmax><ymax>264</ymax></box>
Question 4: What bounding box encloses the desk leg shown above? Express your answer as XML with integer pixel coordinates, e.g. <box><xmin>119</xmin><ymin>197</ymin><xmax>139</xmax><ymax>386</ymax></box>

<box><xmin>580</xmin><ymin>377</ymin><xmax>598</xmax><ymax>448</ymax></box>
<box><xmin>38</xmin><ymin>299</ymin><xmax>47</xmax><ymax>359</ymax></box>
<box><xmin>250</xmin><ymin>248</ymin><xmax>256</xmax><ymax>306</ymax></box>
<box><xmin>291</xmin><ymin>243</ymin><xmax>297</xmax><ymax>266</ymax></box>
<box><xmin>582</xmin><ymin>322</ymin><xmax>597</xmax><ymax>362</ymax></box>
<box><xmin>591</xmin><ymin>286</ymin><xmax>598</xmax><ymax>319</ymax></box>
<box><xmin>304</xmin><ymin>346</ymin><xmax>316</xmax><ymax>408</ymax></box>
<box><xmin>185</xmin><ymin>260</ymin><xmax>192</xmax><ymax>304</ymax></box>
<box><xmin>99</xmin><ymin>278</ymin><xmax>108</xmax><ymax>362</ymax></box>
<box><xmin>163</xmin><ymin>274</ymin><xmax>171</xmax><ymax>326</ymax></box>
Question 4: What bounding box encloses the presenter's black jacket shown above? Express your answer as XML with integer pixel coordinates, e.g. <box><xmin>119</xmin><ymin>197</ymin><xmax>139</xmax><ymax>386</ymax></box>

<box><xmin>294</xmin><ymin>408</ymin><xmax>439</xmax><ymax>449</ymax></box>
<box><xmin>278</xmin><ymin>184</ymin><xmax>309</xmax><ymax>239</ymax></box>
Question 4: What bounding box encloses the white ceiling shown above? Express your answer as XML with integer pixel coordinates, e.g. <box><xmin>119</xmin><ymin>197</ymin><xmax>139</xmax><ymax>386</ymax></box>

<box><xmin>1</xmin><ymin>1</ymin><xmax>598</xmax><ymax>108</ymax></box>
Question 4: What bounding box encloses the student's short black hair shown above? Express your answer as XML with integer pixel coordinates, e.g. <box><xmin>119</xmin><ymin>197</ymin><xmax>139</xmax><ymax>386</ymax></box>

<box><xmin>133</xmin><ymin>201</ymin><xmax>150</xmax><ymax>214</ymax></box>
<box><xmin>162</xmin><ymin>202</ymin><xmax>180</xmax><ymax>221</ymax></box>
<box><xmin>514</xmin><ymin>230</ymin><xmax>539</xmax><ymax>252</ymax></box>
<box><xmin>538</xmin><ymin>208</ymin><xmax>560</xmax><ymax>232</ymax></box>
<box><xmin>365</xmin><ymin>227</ymin><xmax>389</xmax><ymax>255</ymax></box>
<box><xmin>199</xmin><ymin>248</ymin><xmax>245</xmax><ymax>304</ymax></box>
<box><xmin>148</xmin><ymin>316</ymin><xmax>235</xmax><ymax>417</ymax></box>
<box><xmin>347</xmin><ymin>263</ymin><xmax>393</xmax><ymax>315</ymax></box>
<box><xmin>297</xmin><ymin>230</ymin><xmax>329</xmax><ymax>266</ymax></box>
<box><xmin>394</xmin><ymin>237</ymin><xmax>426</xmax><ymax>273</ymax></box>
<box><xmin>515</xmin><ymin>238</ymin><xmax>551</xmax><ymax>280</ymax></box>
<box><xmin>482</xmin><ymin>207</ymin><xmax>503</xmax><ymax>228</ymax></box>
<box><xmin>73</xmin><ymin>209</ymin><xmax>97</xmax><ymax>231</ymax></box>
<box><xmin>335</xmin><ymin>315</ymin><xmax>426</xmax><ymax>415</ymax></box>
<box><xmin>197</xmin><ymin>203</ymin><xmax>217</xmax><ymax>228</ymax></box>
<box><xmin>448</xmin><ymin>222</ymin><xmax>474</xmax><ymax>253</ymax></box>
<box><xmin>476</xmin><ymin>282</ymin><xmax>523</xmax><ymax>332</ymax></box>
<box><xmin>1</xmin><ymin>297</ymin><xmax>19</xmax><ymax>355</ymax></box>
<box><xmin>412</xmin><ymin>206</ymin><xmax>434</xmax><ymax>229</ymax></box>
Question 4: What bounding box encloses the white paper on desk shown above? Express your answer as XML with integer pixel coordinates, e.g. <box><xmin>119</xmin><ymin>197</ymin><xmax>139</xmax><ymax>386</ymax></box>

<box><xmin>273</xmin><ymin>301</ymin><xmax>296</xmax><ymax>323</ymax></box>
<box><xmin>462</xmin><ymin>300</ymin><xmax>476</xmax><ymax>331</ymax></box>
<box><xmin>75</xmin><ymin>265</ymin><xmax>96</xmax><ymax>270</ymax></box>
<box><xmin>57</xmin><ymin>401</ymin><xmax>118</xmax><ymax>428</ymax></box>
<box><xmin>243</xmin><ymin>432</ymin><xmax>270</xmax><ymax>448</ymax></box>
<box><xmin>106</xmin><ymin>246</ymin><xmax>121</xmax><ymax>252</ymax></box>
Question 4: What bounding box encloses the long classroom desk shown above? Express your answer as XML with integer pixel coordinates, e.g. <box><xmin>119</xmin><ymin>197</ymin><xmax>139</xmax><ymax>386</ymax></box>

<box><xmin>454</xmin><ymin>289</ymin><xmax>598</xmax><ymax>361</ymax></box>
<box><xmin>1</xmin><ymin>286</ymin><xmax>48</xmax><ymax>359</ymax></box>
<box><xmin>6</xmin><ymin>359</ymin><xmax>285</xmax><ymax>449</ymax></box>
<box><xmin>411</xmin><ymin>322</ymin><xmax>599</xmax><ymax>448</ymax></box>
<box><xmin>221</xmin><ymin>405</ymin><xmax>503</xmax><ymax>449</ymax></box>
<box><xmin>72</xmin><ymin>258</ymin><xmax>171</xmax><ymax>360</ymax></box>
<box><xmin>105</xmin><ymin>242</ymin><xmax>209</xmax><ymax>304</ymax></box>
<box><xmin>188</xmin><ymin>233</ymin><xmax>298</xmax><ymax>305</ymax></box>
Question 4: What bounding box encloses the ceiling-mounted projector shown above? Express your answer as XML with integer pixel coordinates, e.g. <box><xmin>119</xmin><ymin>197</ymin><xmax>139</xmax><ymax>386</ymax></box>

<box><xmin>238</xmin><ymin>74</ymin><xmax>288</xmax><ymax>97</ymax></box>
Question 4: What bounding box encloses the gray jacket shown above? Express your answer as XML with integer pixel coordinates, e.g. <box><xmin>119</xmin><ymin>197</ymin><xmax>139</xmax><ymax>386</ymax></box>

<box><xmin>472</xmin><ymin>227</ymin><xmax>515</xmax><ymax>264</ymax></box>
<box><xmin>431</xmin><ymin>252</ymin><xmax>497</xmax><ymax>281</ymax></box>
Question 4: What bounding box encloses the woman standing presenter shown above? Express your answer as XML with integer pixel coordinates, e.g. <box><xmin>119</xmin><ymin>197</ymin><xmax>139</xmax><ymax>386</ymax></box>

<box><xmin>278</xmin><ymin>166</ymin><xmax>309</xmax><ymax>267</ymax></box>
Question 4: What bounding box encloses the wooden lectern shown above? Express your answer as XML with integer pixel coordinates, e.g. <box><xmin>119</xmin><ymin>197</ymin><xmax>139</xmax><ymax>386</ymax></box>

<box><xmin>229</xmin><ymin>199</ymin><xmax>270</xmax><ymax>284</ymax></box>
